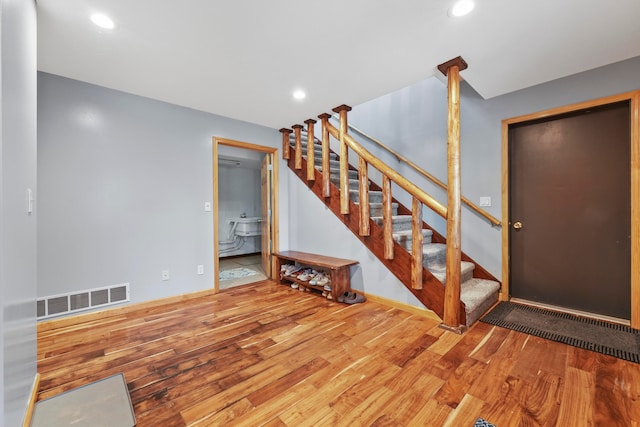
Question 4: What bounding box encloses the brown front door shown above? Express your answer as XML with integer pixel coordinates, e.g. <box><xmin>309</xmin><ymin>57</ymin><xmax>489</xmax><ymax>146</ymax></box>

<box><xmin>509</xmin><ymin>101</ymin><xmax>631</xmax><ymax>319</ymax></box>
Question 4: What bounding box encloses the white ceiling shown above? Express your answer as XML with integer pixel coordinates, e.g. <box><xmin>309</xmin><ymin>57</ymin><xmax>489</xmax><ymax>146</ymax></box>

<box><xmin>37</xmin><ymin>0</ymin><xmax>640</xmax><ymax>129</ymax></box>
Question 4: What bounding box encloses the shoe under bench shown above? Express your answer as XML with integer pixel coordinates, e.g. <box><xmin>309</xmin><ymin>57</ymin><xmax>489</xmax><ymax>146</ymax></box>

<box><xmin>273</xmin><ymin>251</ymin><xmax>359</xmax><ymax>301</ymax></box>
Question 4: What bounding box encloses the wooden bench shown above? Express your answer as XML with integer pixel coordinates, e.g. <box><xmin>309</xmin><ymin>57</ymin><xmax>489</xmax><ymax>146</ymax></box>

<box><xmin>273</xmin><ymin>251</ymin><xmax>359</xmax><ymax>301</ymax></box>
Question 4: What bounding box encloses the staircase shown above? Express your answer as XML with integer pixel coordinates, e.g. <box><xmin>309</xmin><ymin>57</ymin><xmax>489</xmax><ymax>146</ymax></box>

<box><xmin>285</xmin><ymin>130</ymin><xmax>500</xmax><ymax>327</ymax></box>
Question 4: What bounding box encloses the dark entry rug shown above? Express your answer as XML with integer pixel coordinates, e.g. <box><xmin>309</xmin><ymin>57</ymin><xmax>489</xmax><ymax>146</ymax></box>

<box><xmin>480</xmin><ymin>301</ymin><xmax>640</xmax><ymax>363</ymax></box>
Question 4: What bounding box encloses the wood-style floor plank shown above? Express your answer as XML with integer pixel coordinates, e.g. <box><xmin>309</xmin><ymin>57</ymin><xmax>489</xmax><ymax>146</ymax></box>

<box><xmin>37</xmin><ymin>280</ymin><xmax>640</xmax><ymax>426</ymax></box>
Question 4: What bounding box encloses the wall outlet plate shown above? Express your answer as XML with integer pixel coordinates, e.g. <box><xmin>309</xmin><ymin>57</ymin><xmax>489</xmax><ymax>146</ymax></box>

<box><xmin>197</xmin><ymin>265</ymin><xmax>204</xmax><ymax>275</ymax></box>
<box><xmin>479</xmin><ymin>196</ymin><xmax>492</xmax><ymax>207</ymax></box>
<box><xmin>161</xmin><ymin>270</ymin><xmax>170</xmax><ymax>281</ymax></box>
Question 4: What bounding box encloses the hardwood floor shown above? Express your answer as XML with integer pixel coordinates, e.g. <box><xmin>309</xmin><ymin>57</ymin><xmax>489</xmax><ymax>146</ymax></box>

<box><xmin>37</xmin><ymin>281</ymin><xmax>640</xmax><ymax>426</ymax></box>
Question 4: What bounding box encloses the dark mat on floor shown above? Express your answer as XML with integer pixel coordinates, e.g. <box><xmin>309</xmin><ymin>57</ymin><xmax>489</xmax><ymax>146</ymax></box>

<box><xmin>480</xmin><ymin>301</ymin><xmax>640</xmax><ymax>363</ymax></box>
<box><xmin>31</xmin><ymin>373</ymin><xmax>136</xmax><ymax>427</ymax></box>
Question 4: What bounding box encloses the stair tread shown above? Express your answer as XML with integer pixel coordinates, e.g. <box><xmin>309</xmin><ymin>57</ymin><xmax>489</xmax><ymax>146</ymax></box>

<box><xmin>371</xmin><ymin>215</ymin><xmax>412</xmax><ymax>221</ymax></box>
<box><xmin>430</xmin><ymin>261</ymin><xmax>475</xmax><ymax>283</ymax></box>
<box><xmin>461</xmin><ymin>278</ymin><xmax>501</xmax><ymax>326</ymax></box>
<box><xmin>392</xmin><ymin>229</ymin><xmax>433</xmax><ymax>238</ymax></box>
<box><xmin>354</xmin><ymin>202</ymin><xmax>398</xmax><ymax>207</ymax></box>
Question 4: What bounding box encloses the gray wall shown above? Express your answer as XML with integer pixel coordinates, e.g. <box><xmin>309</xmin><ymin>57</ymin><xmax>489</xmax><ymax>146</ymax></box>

<box><xmin>1</xmin><ymin>0</ymin><xmax>38</xmax><ymax>425</ymax></box>
<box><xmin>290</xmin><ymin>56</ymin><xmax>640</xmax><ymax>307</ymax></box>
<box><xmin>37</xmin><ymin>73</ymin><xmax>287</xmax><ymax>309</ymax></box>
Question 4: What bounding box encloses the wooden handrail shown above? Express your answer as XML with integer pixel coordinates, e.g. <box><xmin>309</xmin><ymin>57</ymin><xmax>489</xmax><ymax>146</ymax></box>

<box><xmin>333</xmin><ymin>116</ymin><xmax>501</xmax><ymax>227</ymax></box>
<box><xmin>325</xmin><ymin>122</ymin><xmax>448</xmax><ymax>219</ymax></box>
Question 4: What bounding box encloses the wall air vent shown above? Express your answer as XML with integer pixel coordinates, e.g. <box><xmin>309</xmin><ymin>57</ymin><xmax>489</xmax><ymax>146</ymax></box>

<box><xmin>37</xmin><ymin>283</ymin><xmax>130</xmax><ymax>319</ymax></box>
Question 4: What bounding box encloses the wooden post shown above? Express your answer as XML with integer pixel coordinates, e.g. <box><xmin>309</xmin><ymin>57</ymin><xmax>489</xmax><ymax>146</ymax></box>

<box><xmin>318</xmin><ymin>113</ymin><xmax>332</xmax><ymax>197</ymax></box>
<box><xmin>279</xmin><ymin>128</ymin><xmax>292</xmax><ymax>160</ymax></box>
<box><xmin>292</xmin><ymin>124</ymin><xmax>304</xmax><ymax>170</ymax></box>
<box><xmin>358</xmin><ymin>157</ymin><xmax>370</xmax><ymax>236</ymax></box>
<box><xmin>439</xmin><ymin>56</ymin><xmax>467</xmax><ymax>329</ymax></box>
<box><xmin>412</xmin><ymin>198</ymin><xmax>423</xmax><ymax>289</ymax></box>
<box><xmin>333</xmin><ymin>105</ymin><xmax>352</xmax><ymax>214</ymax></box>
<box><xmin>382</xmin><ymin>175</ymin><xmax>394</xmax><ymax>259</ymax></box>
<box><xmin>305</xmin><ymin>119</ymin><xmax>317</xmax><ymax>181</ymax></box>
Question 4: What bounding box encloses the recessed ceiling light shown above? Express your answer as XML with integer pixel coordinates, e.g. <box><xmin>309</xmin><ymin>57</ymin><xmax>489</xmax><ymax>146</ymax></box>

<box><xmin>293</xmin><ymin>89</ymin><xmax>306</xmax><ymax>101</ymax></box>
<box><xmin>90</xmin><ymin>13</ymin><xmax>115</xmax><ymax>29</ymax></box>
<box><xmin>449</xmin><ymin>0</ymin><xmax>475</xmax><ymax>17</ymax></box>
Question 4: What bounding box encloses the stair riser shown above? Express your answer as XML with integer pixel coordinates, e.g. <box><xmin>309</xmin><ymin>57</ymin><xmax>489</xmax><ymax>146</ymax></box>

<box><xmin>350</xmin><ymin>190</ymin><xmax>382</xmax><ymax>204</ymax></box>
<box><xmin>291</xmin><ymin>145</ymin><xmax>338</xmax><ymax>160</ymax></box>
<box><xmin>421</xmin><ymin>244</ymin><xmax>446</xmax><ymax>269</ymax></box>
<box><xmin>373</xmin><ymin>217</ymin><xmax>413</xmax><ymax>233</ymax></box>
<box><xmin>328</xmin><ymin>170</ymin><xmax>359</xmax><ymax>180</ymax></box>
<box><xmin>393</xmin><ymin>231</ymin><xmax>434</xmax><ymax>250</ymax></box>
<box><xmin>331</xmin><ymin>178</ymin><xmax>360</xmax><ymax>190</ymax></box>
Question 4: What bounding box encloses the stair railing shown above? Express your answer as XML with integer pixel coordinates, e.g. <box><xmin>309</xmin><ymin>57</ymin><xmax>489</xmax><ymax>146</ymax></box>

<box><xmin>280</xmin><ymin>57</ymin><xmax>470</xmax><ymax>330</ymax></box>
<box><xmin>331</xmin><ymin>114</ymin><xmax>501</xmax><ymax>227</ymax></box>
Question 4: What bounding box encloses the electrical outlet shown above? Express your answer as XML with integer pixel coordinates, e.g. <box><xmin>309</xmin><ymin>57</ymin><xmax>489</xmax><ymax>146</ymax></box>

<box><xmin>161</xmin><ymin>270</ymin><xmax>170</xmax><ymax>281</ymax></box>
<box><xmin>197</xmin><ymin>265</ymin><xmax>204</xmax><ymax>275</ymax></box>
<box><xmin>204</xmin><ymin>202</ymin><xmax>211</xmax><ymax>212</ymax></box>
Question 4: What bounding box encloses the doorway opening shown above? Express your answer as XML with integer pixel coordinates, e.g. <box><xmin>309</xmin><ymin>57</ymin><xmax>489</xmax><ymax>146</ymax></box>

<box><xmin>501</xmin><ymin>90</ymin><xmax>640</xmax><ymax>327</ymax></box>
<box><xmin>213</xmin><ymin>137</ymin><xmax>279</xmax><ymax>292</ymax></box>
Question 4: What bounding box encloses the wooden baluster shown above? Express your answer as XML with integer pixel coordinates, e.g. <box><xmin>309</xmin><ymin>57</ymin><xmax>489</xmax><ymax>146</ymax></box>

<box><xmin>412</xmin><ymin>198</ymin><xmax>423</xmax><ymax>289</ymax></box>
<box><xmin>358</xmin><ymin>157</ymin><xmax>370</xmax><ymax>236</ymax></box>
<box><xmin>279</xmin><ymin>128</ymin><xmax>292</xmax><ymax>160</ymax></box>
<box><xmin>332</xmin><ymin>105</ymin><xmax>352</xmax><ymax>214</ymax></box>
<box><xmin>438</xmin><ymin>56</ymin><xmax>467</xmax><ymax>329</ymax></box>
<box><xmin>305</xmin><ymin>119</ymin><xmax>317</xmax><ymax>181</ymax></box>
<box><xmin>292</xmin><ymin>124</ymin><xmax>304</xmax><ymax>170</ymax></box>
<box><xmin>382</xmin><ymin>175</ymin><xmax>394</xmax><ymax>259</ymax></box>
<box><xmin>318</xmin><ymin>113</ymin><xmax>332</xmax><ymax>197</ymax></box>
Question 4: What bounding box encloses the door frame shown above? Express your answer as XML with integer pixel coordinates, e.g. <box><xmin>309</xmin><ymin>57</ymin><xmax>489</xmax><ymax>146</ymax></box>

<box><xmin>501</xmin><ymin>90</ymin><xmax>640</xmax><ymax>327</ymax></box>
<box><xmin>212</xmin><ymin>137</ymin><xmax>279</xmax><ymax>293</ymax></box>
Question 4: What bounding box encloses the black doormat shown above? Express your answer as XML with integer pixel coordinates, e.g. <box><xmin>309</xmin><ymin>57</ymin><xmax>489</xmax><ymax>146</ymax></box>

<box><xmin>480</xmin><ymin>302</ymin><xmax>640</xmax><ymax>363</ymax></box>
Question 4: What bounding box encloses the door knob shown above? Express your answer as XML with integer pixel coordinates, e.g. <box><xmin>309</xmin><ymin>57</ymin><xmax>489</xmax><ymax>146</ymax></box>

<box><xmin>513</xmin><ymin>221</ymin><xmax>523</xmax><ymax>230</ymax></box>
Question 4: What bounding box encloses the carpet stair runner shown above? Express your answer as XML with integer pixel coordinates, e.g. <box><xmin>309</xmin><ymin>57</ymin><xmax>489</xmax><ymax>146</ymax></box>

<box><xmin>289</xmin><ymin>132</ymin><xmax>500</xmax><ymax>326</ymax></box>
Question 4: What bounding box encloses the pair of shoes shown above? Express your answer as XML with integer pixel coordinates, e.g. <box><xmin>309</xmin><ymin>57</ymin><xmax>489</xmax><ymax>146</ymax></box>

<box><xmin>323</xmin><ymin>284</ymin><xmax>332</xmax><ymax>291</ymax></box>
<box><xmin>283</xmin><ymin>265</ymin><xmax>302</xmax><ymax>276</ymax></box>
<box><xmin>314</xmin><ymin>273</ymin><xmax>330</xmax><ymax>287</ymax></box>
<box><xmin>308</xmin><ymin>271</ymin><xmax>326</xmax><ymax>285</ymax></box>
<box><xmin>298</xmin><ymin>269</ymin><xmax>317</xmax><ymax>281</ymax></box>
<box><xmin>281</xmin><ymin>263</ymin><xmax>294</xmax><ymax>273</ymax></box>
<box><xmin>290</xmin><ymin>283</ymin><xmax>299</xmax><ymax>289</ymax></box>
<box><xmin>337</xmin><ymin>291</ymin><xmax>354</xmax><ymax>303</ymax></box>
<box><xmin>345</xmin><ymin>293</ymin><xmax>366</xmax><ymax>304</ymax></box>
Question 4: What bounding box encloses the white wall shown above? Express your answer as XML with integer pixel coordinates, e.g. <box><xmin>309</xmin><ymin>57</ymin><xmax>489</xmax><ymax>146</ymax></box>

<box><xmin>218</xmin><ymin>161</ymin><xmax>262</xmax><ymax>257</ymax></box>
<box><xmin>37</xmin><ymin>73</ymin><xmax>287</xmax><ymax>310</ymax></box>
<box><xmin>289</xmin><ymin>56</ymin><xmax>640</xmax><ymax>308</ymax></box>
<box><xmin>1</xmin><ymin>0</ymin><xmax>38</xmax><ymax>424</ymax></box>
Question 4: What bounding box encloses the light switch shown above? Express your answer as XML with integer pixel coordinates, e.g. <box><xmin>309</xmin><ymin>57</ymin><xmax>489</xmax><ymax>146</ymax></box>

<box><xmin>204</xmin><ymin>202</ymin><xmax>211</xmax><ymax>212</ymax></box>
<box><xmin>479</xmin><ymin>196</ymin><xmax>491</xmax><ymax>207</ymax></box>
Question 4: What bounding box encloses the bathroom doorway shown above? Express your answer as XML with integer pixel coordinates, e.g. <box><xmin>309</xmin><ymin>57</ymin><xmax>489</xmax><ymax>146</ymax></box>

<box><xmin>213</xmin><ymin>137</ymin><xmax>279</xmax><ymax>292</ymax></box>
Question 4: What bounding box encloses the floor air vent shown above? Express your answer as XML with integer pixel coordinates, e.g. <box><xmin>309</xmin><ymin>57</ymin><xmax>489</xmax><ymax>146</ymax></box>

<box><xmin>37</xmin><ymin>283</ymin><xmax>130</xmax><ymax>319</ymax></box>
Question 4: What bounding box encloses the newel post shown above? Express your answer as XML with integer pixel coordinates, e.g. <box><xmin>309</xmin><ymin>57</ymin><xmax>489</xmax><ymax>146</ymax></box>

<box><xmin>332</xmin><ymin>104</ymin><xmax>352</xmax><ymax>215</ymax></box>
<box><xmin>279</xmin><ymin>128</ymin><xmax>292</xmax><ymax>160</ymax></box>
<box><xmin>438</xmin><ymin>56</ymin><xmax>467</xmax><ymax>329</ymax></box>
